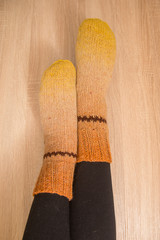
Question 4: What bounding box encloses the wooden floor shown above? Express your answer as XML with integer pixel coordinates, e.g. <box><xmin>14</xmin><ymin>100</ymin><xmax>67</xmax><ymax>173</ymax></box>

<box><xmin>0</xmin><ymin>0</ymin><xmax>160</xmax><ymax>239</ymax></box>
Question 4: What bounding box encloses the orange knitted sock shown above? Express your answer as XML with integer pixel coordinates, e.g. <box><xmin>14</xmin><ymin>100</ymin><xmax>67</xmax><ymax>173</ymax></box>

<box><xmin>76</xmin><ymin>18</ymin><xmax>116</xmax><ymax>163</ymax></box>
<box><xmin>33</xmin><ymin>60</ymin><xmax>77</xmax><ymax>200</ymax></box>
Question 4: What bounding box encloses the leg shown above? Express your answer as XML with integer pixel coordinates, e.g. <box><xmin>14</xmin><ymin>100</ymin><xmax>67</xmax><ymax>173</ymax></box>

<box><xmin>23</xmin><ymin>60</ymin><xmax>77</xmax><ymax>240</ymax></box>
<box><xmin>70</xmin><ymin>19</ymin><xmax>116</xmax><ymax>240</ymax></box>
<box><xmin>23</xmin><ymin>194</ymin><xmax>70</xmax><ymax>240</ymax></box>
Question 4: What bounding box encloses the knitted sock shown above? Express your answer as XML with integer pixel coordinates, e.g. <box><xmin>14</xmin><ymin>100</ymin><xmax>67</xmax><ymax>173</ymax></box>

<box><xmin>70</xmin><ymin>19</ymin><xmax>116</xmax><ymax>240</ymax></box>
<box><xmin>23</xmin><ymin>60</ymin><xmax>77</xmax><ymax>240</ymax></box>
<box><xmin>33</xmin><ymin>59</ymin><xmax>77</xmax><ymax>200</ymax></box>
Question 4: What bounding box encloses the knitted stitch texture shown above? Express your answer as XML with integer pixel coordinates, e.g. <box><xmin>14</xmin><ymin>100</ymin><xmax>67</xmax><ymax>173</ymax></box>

<box><xmin>33</xmin><ymin>60</ymin><xmax>77</xmax><ymax>200</ymax></box>
<box><xmin>76</xmin><ymin>19</ymin><xmax>116</xmax><ymax>163</ymax></box>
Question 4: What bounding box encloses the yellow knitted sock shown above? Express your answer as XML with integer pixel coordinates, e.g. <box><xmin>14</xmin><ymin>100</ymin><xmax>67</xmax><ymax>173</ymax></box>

<box><xmin>76</xmin><ymin>18</ymin><xmax>116</xmax><ymax>163</ymax></box>
<box><xmin>33</xmin><ymin>60</ymin><xmax>77</xmax><ymax>200</ymax></box>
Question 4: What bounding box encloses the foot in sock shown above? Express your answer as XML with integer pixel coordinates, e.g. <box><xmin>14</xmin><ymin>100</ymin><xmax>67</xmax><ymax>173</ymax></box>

<box><xmin>23</xmin><ymin>60</ymin><xmax>77</xmax><ymax>240</ymax></box>
<box><xmin>70</xmin><ymin>18</ymin><xmax>116</xmax><ymax>240</ymax></box>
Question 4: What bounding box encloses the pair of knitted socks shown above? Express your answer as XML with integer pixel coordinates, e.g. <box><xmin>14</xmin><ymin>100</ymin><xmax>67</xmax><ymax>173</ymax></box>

<box><xmin>23</xmin><ymin>18</ymin><xmax>116</xmax><ymax>240</ymax></box>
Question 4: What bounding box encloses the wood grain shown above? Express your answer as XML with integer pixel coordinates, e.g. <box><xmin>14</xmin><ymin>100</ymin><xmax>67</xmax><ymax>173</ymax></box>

<box><xmin>0</xmin><ymin>0</ymin><xmax>160</xmax><ymax>239</ymax></box>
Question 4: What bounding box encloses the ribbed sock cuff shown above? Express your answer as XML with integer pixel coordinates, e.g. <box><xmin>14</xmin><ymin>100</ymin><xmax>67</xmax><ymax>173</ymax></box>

<box><xmin>77</xmin><ymin>120</ymin><xmax>112</xmax><ymax>163</ymax></box>
<box><xmin>33</xmin><ymin>156</ymin><xmax>76</xmax><ymax>200</ymax></box>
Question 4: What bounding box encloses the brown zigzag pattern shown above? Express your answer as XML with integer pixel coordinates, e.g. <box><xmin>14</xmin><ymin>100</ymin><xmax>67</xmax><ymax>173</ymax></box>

<box><xmin>44</xmin><ymin>151</ymin><xmax>77</xmax><ymax>159</ymax></box>
<box><xmin>78</xmin><ymin>115</ymin><xmax>107</xmax><ymax>123</ymax></box>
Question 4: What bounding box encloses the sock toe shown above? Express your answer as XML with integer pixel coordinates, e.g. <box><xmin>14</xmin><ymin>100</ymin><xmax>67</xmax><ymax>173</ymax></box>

<box><xmin>76</xmin><ymin>18</ymin><xmax>116</xmax><ymax>72</ymax></box>
<box><xmin>40</xmin><ymin>60</ymin><xmax>76</xmax><ymax>94</ymax></box>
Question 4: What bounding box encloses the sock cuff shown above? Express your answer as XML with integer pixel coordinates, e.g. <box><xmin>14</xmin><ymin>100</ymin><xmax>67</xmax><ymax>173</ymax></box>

<box><xmin>77</xmin><ymin>119</ymin><xmax>112</xmax><ymax>163</ymax></box>
<box><xmin>33</xmin><ymin>155</ymin><xmax>76</xmax><ymax>200</ymax></box>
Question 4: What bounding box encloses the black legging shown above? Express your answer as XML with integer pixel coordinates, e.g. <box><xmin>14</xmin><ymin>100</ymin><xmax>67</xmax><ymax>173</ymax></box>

<box><xmin>23</xmin><ymin>162</ymin><xmax>116</xmax><ymax>240</ymax></box>
<box><xmin>70</xmin><ymin>162</ymin><xmax>116</xmax><ymax>240</ymax></box>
